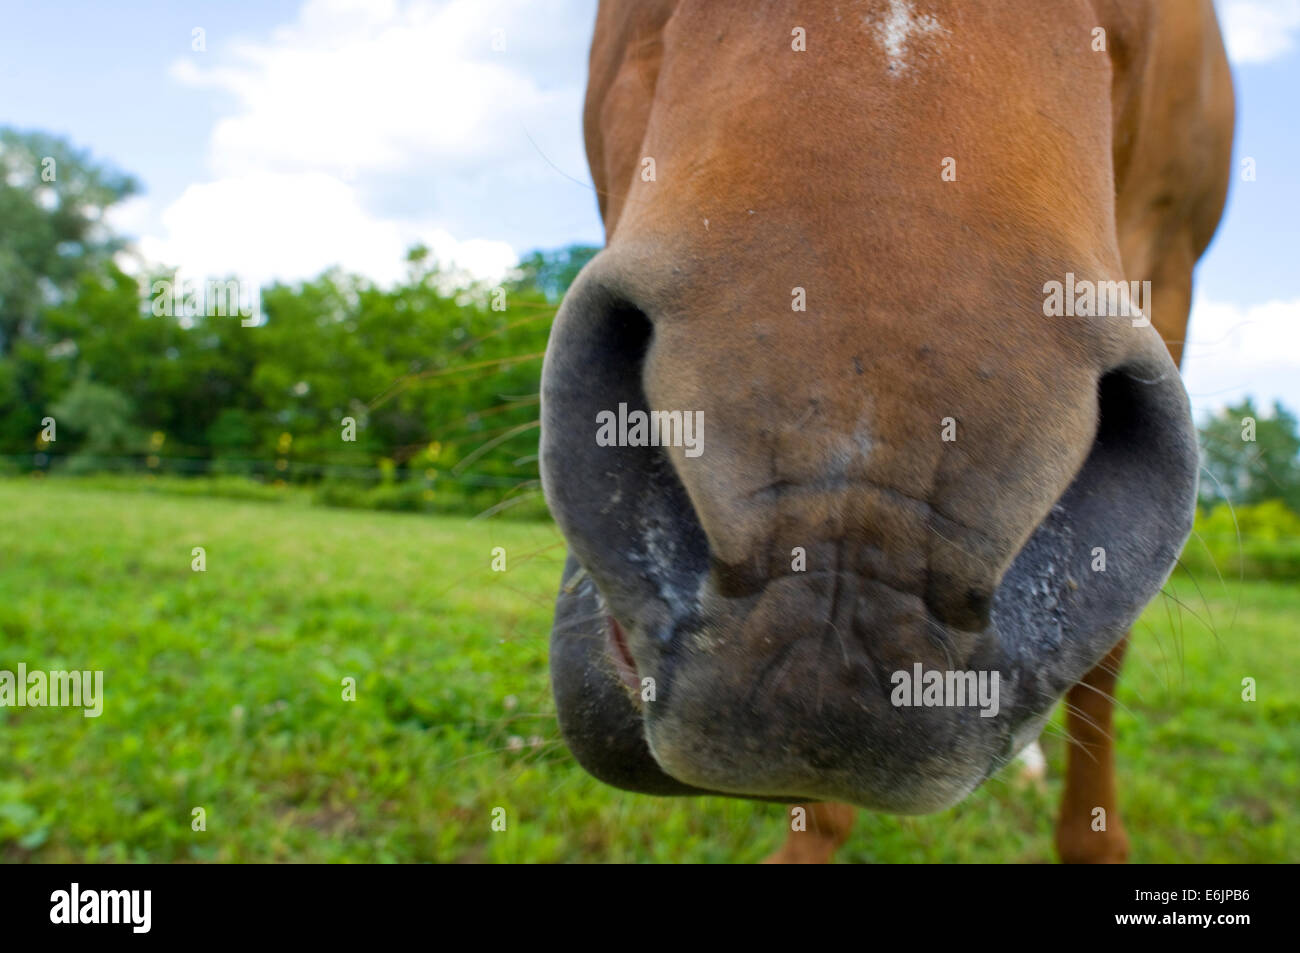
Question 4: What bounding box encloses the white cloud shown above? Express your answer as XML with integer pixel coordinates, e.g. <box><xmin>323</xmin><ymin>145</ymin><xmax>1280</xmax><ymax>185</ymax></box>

<box><xmin>171</xmin><ymin>2</ymin><xmax>571</xmax><ymax>179</ymax></box>
<box><xmin>1183</xmin><ymin>295</ymin><xmax>1300</xmax><ymax>418</ymax></box>
<box><xmin>134</xmin><ymin>171</ymin><xmax>516</xmax><ymax>290</ymax></box>
<box><xmin>104</xmin><ymin>195</ymin><xmax>155</xmax><ymax>237</ymax></box>
<box><xmin>1217</xmin><ymin>0</ymin><xmax>1300</xmax><ymax>64</ymax></box>
<box><xmin>137</xmin><ymin>0</ymin><xmax>595</xmax><ymax>287</ymax></box>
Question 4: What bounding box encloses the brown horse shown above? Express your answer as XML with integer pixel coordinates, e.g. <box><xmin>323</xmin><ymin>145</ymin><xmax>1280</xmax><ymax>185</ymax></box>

<box><xmin>540</xmin><ymin>0</ymin><xmax>1234</xmax><ymax>863</ymax></box>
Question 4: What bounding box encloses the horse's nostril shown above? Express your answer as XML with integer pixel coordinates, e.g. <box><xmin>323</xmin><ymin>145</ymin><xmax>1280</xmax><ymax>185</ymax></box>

<box><xmin>541</xmin><ymin>263</ymin><xmax>711</xmax><ymax>629</ymax></box>
<box><xmin>1089</xmin><ymin>364</ymin><xmax>1200</xmax><ymax>503</ymax></box>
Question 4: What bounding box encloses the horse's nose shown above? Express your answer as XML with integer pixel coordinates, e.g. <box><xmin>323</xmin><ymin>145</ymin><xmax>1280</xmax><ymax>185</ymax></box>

<box><xmin>543</xmin><ymin>244</ymin><xmax>1201</xmax><ymax>808</ymax></box>
<box><xmin>543</xmin><ymin>249</ymin><xmax>1200</xmax><ymax>650</ymax></box>
<box><xmin>540</xmin><ymin>254</ymin><xmax>712</xmax><ymax>637</ymax></box>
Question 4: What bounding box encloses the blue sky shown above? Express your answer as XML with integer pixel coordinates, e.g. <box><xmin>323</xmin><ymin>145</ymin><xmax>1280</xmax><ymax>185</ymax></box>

<box><xmin>2</xmin><ymin>0</ymin><xmax>1297</xmax><ymax>420</ymax></box>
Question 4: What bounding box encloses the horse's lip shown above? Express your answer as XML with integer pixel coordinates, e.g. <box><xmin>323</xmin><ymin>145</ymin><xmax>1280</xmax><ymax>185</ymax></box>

<box><xmin>605</xmin><ymin>614</ymin><xmax>642</xmax><ymax>692</ymax></box>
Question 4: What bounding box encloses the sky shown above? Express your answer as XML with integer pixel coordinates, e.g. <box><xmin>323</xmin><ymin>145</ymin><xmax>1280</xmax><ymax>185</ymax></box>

<box><xmin>1</xmin><ymin>0</ymin><xmax>1297</xmax><ymax>421</ymax></box>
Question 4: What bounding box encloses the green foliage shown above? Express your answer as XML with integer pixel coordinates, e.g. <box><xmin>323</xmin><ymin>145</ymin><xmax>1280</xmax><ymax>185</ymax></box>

<box><xmin>31</xmin><ymin>473</ymin><xmax>297</xmax><ymax>505</ymax></box>
<box><xmin>206</xmin><ymin>409</ymin><xmax>258</xmax><ymax>459</ymax></box>
<box><xmin>1198</xmin><ymin>498</ymin><xmax>1300</xmax><ymax>539</ymax></box>
<box><xmin>48</xmin><ymin>376</ymin><xmax>142</xmax><ymax>456</ymax></box>
<box><xmin>0</xmin><ymin>128</ymin><xmax>139</xmax><ymax>357</ymax></box>
<box><xmin>0</xmin><ymin>128</ymin><xmax>139</xmax><ymax>453</ymax></box>
<box><xmin>309</xmin><ymin>475</ymin><xmax>551</xmax><ymax>519</ymax></box>
<box><xmin>0</xmin><ymin>136</ymin><xmax>569</xmax><ymax>513</ymax></box>
<box><xmin>0</xmin><ymin>482</ymin><xmax>1293</xmax><ymax>862</ymax></box>
<box><xmin>511</xmin><ymin>245</ymin><xmax>599</xmax><ymax>302</ymax></box>
<box><xmin>0</xmin><ymin>128</ymin><xmax>574</xmax><ymax>514</ymax></box>
<box><xmin>242</xmin><ymin>262</ymin><xmax>551</xmax><ymax>495</ymax></box>
<box><xmin>1180</xmin><ymin>500</ymin><xmax>1300</xmax><ymax>582</ymax></box>
<box><xmin>1199</xmin><ymin>398</ymin><xmax>1300</xmax><ymax>513</ymax></box>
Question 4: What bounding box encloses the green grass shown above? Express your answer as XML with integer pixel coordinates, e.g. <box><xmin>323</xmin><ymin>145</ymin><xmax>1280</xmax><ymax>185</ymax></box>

<box><xmin>0</xmin><ymin>478</ymin><xmax>1294</xmax><ymax>862</ymax></box>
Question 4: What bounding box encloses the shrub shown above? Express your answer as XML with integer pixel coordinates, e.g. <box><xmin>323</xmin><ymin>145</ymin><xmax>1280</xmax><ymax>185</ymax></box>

<box><xmin>1178</xmin><ymin>501</ymin><xmax>1300</xmax><ymax>582</ymax></box>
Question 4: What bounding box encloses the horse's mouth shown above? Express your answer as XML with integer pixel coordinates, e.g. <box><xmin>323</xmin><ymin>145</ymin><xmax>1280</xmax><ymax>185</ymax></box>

<box><xmin>546</xmin><ymin>381</ymin><xmax>1197</xmax><ymax>809</ymax></box>
<box><xmin>540</xmin><ymin>258</ymin><xmax>1200</xmax><ymax>811</ymax></box>
<box><xmin>605</xmin><ymin>615</ymin><xmax>642</xmax><ymax>694</ymax></box>
<box><xmin>554</xmin><ymin>414</ymin><xmax>1188</xmax><ymax>812</ymax></box>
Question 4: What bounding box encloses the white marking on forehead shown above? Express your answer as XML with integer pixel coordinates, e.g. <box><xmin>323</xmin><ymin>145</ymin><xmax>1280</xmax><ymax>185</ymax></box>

<box><xmin>869</xmin><ymin>0</ymin><xmax>946</xmax><ymax>73</ymax></box>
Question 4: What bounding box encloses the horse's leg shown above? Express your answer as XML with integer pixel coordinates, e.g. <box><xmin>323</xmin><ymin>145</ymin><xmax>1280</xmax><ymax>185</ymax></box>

<box><xmin>1054</xmin><ymin>635</ymin><xmax>1131</xmax><ymax>863</ymax></box>
<box><xmin>763</xmin><ymin>802</ymin><xmax>856</xmax><ymax>864</ymax></box>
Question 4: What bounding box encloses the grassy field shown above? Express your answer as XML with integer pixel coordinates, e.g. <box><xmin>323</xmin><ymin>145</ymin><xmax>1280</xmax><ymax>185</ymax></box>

<box><xmin>0</xmin><ymin>478</ymin><xmax>1295</xmax><ymax>862</ymax></box>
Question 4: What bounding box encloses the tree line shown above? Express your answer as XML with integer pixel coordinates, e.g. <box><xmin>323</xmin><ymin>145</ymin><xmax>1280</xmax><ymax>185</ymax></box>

<box><xmin>0</xmin><ymin>127</ymin><xmax>597</xmax><ymax>513</ymax></box>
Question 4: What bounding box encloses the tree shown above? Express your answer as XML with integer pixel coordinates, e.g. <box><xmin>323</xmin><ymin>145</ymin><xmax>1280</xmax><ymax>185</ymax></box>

<box><xmin>0</xmin><ymin>128</ymin><xmax>139</xmax><ymax>356</ymax></box>
<box><xmin>48</xmin><ymin>376</ymin><xmax>141</xmax><ymax>457</ymax></box>
<box><xmin>1199</xmin><ymin>398</ymin><xmax>1300</xmax><ymax>513</ymax></box>
<box><xmin>0</xmin><ymin>125</ymin><xmax>588</xmax><ymax>510</ymax></box>
<box><xmin>511</xmin><ymin>245</ymin><xmax>599</xmax><ymax>302</ymax></box>
<box><xmin>0</xmin><ymin>128</ymin><xmax>140</xmax><ymax>456</ymax></box>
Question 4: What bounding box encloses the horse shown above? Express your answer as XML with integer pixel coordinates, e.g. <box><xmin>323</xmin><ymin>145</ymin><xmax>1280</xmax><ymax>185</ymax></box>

<box><xmin>539</xmin><ymin>0</ymin><xmax>1234</xmax><ymax>863</ymax></box>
